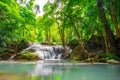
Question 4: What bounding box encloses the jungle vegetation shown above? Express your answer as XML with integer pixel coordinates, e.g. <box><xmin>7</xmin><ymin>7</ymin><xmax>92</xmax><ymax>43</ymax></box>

<box><xmin>0</xmin><ymin>0</ymin><xmax>120</xmax><ymax>61</ymax></box>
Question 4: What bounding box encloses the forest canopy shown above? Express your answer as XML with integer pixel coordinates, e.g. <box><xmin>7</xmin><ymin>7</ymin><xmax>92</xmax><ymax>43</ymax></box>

<box><xmin>0</xmin><ymin>0</ymin><xmax>120</xmax><ymax>61</ymax></box>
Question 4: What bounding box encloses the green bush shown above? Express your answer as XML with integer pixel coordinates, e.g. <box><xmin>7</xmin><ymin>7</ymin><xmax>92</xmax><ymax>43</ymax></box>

<box><xmin>97</xmin><ymin>52</ymin><xmax>120</xmax><ymax>62</ymax></box>
<box><xmin>97</xmin><ymin>52</ymin><xmax>108</xmax><ymax>62</ymax></box>
<box><xmin>107</xmin><ymin>54</ymin><xmax>120</xmax><ymax>61</ymax></box>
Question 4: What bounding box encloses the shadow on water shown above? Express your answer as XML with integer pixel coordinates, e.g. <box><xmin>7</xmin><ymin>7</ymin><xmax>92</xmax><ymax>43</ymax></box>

<box><xmin>0</xmin><ymin>60</ymin><xmax>120</xmax><ymax>80</ymax></box>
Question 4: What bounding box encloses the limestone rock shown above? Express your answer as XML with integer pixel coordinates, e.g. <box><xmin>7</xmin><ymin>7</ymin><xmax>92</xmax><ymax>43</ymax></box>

<box><xmin>107</xmin><ymin>59</ymin><xmax>120</xmax><ymax>64</ymax></box>
<box><xmin>70</xmin><ymin>46</ymin><xmax>88</xmax><ymax>61</ymax></box>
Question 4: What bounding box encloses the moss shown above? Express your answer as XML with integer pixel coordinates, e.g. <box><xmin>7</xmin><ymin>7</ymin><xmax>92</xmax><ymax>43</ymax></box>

<box><xmin>16</xmin><ymin>51</ymin><xmax>39</xmax><ymax>60</ymax></box>
<box><xmin>70</xmin><ymin>46</ymin><xmax>88</xmax><ymax>61</ymax></box>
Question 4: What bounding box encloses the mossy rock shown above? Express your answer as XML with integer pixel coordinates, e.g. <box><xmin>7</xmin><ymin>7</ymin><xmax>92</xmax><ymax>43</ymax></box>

<box><xmin>107</xmin><ymin>59</ymin><xmax>120</xmax><ymax>64</ymax></box>
<box><xmin>70</xmin><ymin>46</ymin><xmax>88</xmax><ymax>61</ymax></box>
<box><xmin>16</xmin><ymin>51</ymin><xmax>39</xmax><ymax>60</ymax></box>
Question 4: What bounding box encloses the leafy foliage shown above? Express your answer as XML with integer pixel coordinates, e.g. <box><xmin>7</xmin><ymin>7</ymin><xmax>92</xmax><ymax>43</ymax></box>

<box><xmin>0</xmin><ymin>0</ymin><xmax>120</xmax><ymax>60</ymax></box>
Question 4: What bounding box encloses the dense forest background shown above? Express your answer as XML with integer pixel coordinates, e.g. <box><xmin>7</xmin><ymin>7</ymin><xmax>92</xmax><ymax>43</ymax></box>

<box><xmin>0</xmin><ymin>0</ymin><xmax>120</xmax><ymax>61</ymax></box>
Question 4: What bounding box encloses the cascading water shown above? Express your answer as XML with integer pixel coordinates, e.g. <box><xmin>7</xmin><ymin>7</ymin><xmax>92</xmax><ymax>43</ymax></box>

<box><xmin>23</xmin><ymin>43</ymin><xmax>72</xmax><ymax>60</ymax></box>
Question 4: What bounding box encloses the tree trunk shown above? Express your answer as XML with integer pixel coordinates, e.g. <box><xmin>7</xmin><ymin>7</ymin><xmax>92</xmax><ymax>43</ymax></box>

<box><xmin>45</xmin><ymin>30</ymin><xmax>49</xmax><ymax>44</ymax></box>
<box><xmin>97</xmin><ymin>0</ymin><xmax>118</xmax><ymax>54</ymax></box>
<box><xmin>61</xmin><ymin>28</ymin><xmax>65</xmax><ymax>48</ymax></box>
<box><xmin>48</xmin><ymin>27</ymin><xmax>51</xmax><ymax>43</ymax></box>
<box><xmin>56</xmin><ymin>20</ymin><xmax>67</xmax><ymax>56</ymax></box>
<box><xmin>72</xmin><ymin>22</ymin><xmax>87</xmax><ymax>53</ymax></box>
<box><xmin>73</xmin><ymin>25</ymin><xmax>82</xmax><ymax>47</ymax></box>
<box><xmin>60</xmin><ymin>27</ymin><xmax>68</xmax><ymax>56</ymax></box>
<box><xmin>109</xmin><ymin>0</ymin><xmax>120</xmax><ymax>38</ymax></box>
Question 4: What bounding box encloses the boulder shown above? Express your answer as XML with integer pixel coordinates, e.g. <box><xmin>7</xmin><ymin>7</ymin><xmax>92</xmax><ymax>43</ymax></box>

<box><xmin>70</xmin><ymin>46</ymin><xmax>88</xmax><ymax>61</ymax></box>
<box><xmin>107</xmin><ymin>59</ymin><xmax>120</xmax><ymax>64</ymax></box>
<box><xmin>15</xmin><ymin>51</ymin><xmax>40</xmax><ymax>60</ymax></box>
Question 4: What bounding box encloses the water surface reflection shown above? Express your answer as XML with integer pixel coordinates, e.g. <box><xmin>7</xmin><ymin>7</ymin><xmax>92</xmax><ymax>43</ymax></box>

<box><xmin>0</xmin><ymin>61</ymin><xmax>120</xmax><ymax>80</ymax></box>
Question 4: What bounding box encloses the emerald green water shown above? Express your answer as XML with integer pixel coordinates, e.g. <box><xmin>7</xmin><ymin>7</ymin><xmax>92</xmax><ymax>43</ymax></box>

<box><xmin>0</xmin><ymin>61</ymin><xmax>120</xmax><ymax>80</ymax></box>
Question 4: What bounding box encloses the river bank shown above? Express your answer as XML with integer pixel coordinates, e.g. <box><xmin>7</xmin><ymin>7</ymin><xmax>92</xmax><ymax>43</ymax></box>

<box><xmin>0</xmin><ymin>59</ymin><xmax>120</xmax><ymax>64</ymax></box>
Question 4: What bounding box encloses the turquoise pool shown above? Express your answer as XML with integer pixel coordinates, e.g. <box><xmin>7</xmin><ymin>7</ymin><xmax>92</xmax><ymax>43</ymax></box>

<box><xmin>0</xmin><ymin>61</ymin><xmax>120</xmax><ymax>80</ymax></box>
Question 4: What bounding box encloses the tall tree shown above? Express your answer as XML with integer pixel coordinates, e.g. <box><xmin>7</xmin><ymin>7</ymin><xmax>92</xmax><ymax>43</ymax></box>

<box><xmin>97</xmin><ymin>0</ymin><xmax>118</xmax><ymax>54</ymax></box>
<box><xmin>109</xmin><ymin>0</ymin><xmax>120</xmax><ymax>38</ymax></box>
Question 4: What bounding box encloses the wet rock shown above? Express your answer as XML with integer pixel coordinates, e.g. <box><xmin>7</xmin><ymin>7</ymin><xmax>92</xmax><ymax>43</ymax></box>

<box><xmin>107</xmin><ymin>59</ymin><xmax>120</xmax><ymax>64</ymax></box>
<box><xmin>22</xmin><ymin>43</ymin><xmax>72</xmax><ymax>59</ymax></box>
<box><xmin>15</xmin><ymin>51</ymin><xmax>39</xmax><ymax>60</ymax></box>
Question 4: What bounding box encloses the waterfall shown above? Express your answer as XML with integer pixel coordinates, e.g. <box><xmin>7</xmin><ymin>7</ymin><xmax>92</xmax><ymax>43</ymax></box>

<box><xmin>24</xmin><ymin>43</ymin><xmax>72</xmax><ymax>60</ymax></box>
